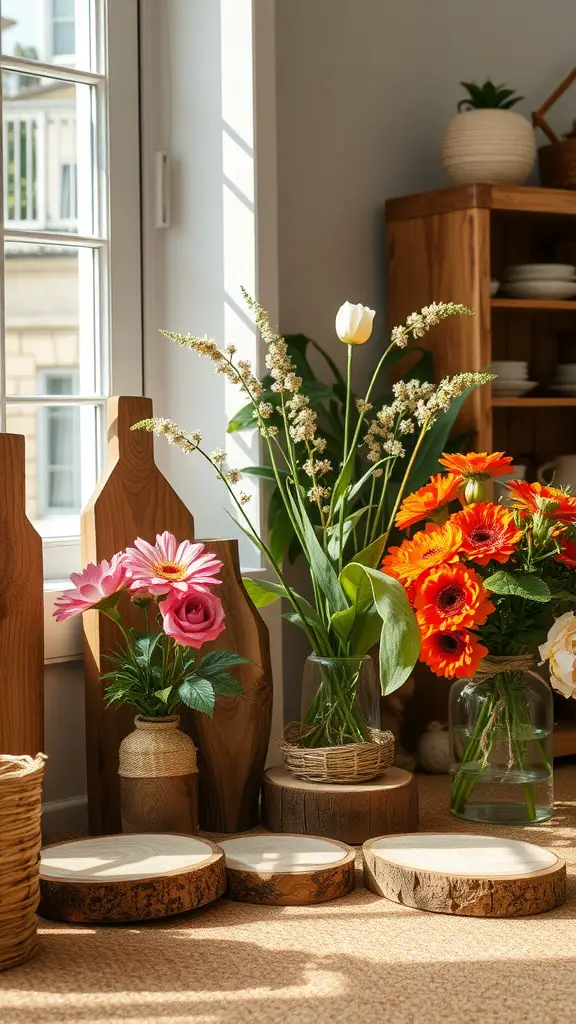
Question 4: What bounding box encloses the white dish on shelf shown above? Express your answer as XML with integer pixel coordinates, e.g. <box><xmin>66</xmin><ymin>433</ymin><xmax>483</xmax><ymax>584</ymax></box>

<box><xmin>550</xmin><ymin>384</ymin><xmax>576</xmax><ymax>397</ymax></box>
<box><xmin>504</xmin><ymin>264</ymin><xmax>576</xmax><ymax>281</ymax></box>
<box><xmin>490</xmin><ymin>279</ymin><xmax>500</xmax><ymax>297</ymax></box>
<box><xmin>555</xmin><ymin>364</ymin><xmax>576</xmax><ymax>380</ymax></box>
<box><xmin>492</xmin><ymin>380</ymin><xmax>538</xmax><ymax>397</ymax></box>
<box><xmin>501</xmin><ymin>280</ymin><xmax>576</xmax><ymax>300</ymax></box>
<box><xmin>492</xmin><ymin>361</ymin><xmax>529</xmax><ymax>379</ymax></box>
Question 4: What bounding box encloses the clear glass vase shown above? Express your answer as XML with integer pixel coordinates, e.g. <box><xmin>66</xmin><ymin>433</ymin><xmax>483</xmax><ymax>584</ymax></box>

<box><xmin>300</xmin><ymin>654</ymin><xmax>380</xmax><ymax>748</ymax></box>
<box><xmin>449</xmin><ymin>667</ymin><xmax>553</xmax><ymax>824</ymax></box>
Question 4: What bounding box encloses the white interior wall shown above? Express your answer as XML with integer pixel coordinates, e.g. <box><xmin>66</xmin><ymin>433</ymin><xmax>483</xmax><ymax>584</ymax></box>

<box><xmin>275</xmin><ymin>0</ymin><xmax>576</xmax><ymax>717</ymax></box>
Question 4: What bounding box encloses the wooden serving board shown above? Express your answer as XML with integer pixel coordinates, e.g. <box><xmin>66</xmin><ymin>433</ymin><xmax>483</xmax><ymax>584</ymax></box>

<box><xmin>262</xmin><ymin>765</ymin><xmax>418</xmax><ymax>844</ymax></box>
<box><xmin>363</xmin><ymin>833</ymin><xmax>566</xmax><ymax>917</ymax></box>
<box><xmin>81</xmin><ymin>396</ymin><xmax>272</xmax><ymax>835</ymax></box>
<box><xmin>219</xmin><ymin>833</ymin><xmax>355</xmax><ymax>905</ymax></box>
<box><xmin>38</xmin><ymin>833</ymin><xmax>225</xmax><ymax>922</ymax></box>
<box><xmin>0</xmin><ymin>435</ymin><xmax>44</xmax><ymax>756</ymax></box>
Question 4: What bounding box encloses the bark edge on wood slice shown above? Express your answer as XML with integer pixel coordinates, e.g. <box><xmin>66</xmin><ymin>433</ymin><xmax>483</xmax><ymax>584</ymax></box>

<box><xmin>262</xmin><ymin>765</ymin><xmax>418</xmax><ymax>845</ymax></box>
<box><xmin>362</xmin><ymin>833</ymin><xmax>566</xmax><ymax>917</ymax></box>
<box><xmin>219</xmin><ymin>833</ymin><xmax>355</xmax><ymax>905</ymax></box>
<box><xmin>38</xmin><ymin>833</ymin><xmax>225</xmax><ymax>922</ymax></box>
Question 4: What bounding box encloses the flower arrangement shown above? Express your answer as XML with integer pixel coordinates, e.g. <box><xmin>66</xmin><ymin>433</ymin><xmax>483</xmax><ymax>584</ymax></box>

<box><xmin>386</xmin><ymin>454</ymin><xmax>576</xmax><ymax>820</ymax></box>
<box><xmin>54</xmin><ymin>532</ymin><xmax>246</xmax><ymax>718</ymax></box>
<box><xmin>132</xmin><ymin>294</ymin><xmax>491</xmax><ymax>757</ymax></box>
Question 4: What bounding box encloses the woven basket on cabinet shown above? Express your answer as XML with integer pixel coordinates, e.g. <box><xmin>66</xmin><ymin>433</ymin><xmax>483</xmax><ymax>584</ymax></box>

<box><xmin>0</xmin><ymin>753</ymin><xmax>46</xmax><ymax>971</ymax></box>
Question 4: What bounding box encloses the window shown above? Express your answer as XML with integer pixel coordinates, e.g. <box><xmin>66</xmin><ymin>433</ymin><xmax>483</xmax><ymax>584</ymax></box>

<box><xmin>38</xmin><ymin>369</ymin><xmax>81</xmax><ymax>516</ymax></box>
<box><xmin>1</xmin><ymin>1</ymin><xmax>142</xmax><ymax>657</ymax></box>
<box><xmin>52</xmin><ymin>0</ymin><xmax>76</xmax><ymax>59</ymax></box>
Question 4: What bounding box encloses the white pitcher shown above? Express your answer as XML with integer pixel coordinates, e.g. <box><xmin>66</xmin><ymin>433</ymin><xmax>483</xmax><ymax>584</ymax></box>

<box><xmin>493</xmin><ymin>464</ymin><xmax>527</xmax><ymax>505</ymax></box>
<box><xmin>537</xmin><ymin>455</ymin><xmax>576</xmax><ymax>489</ymax></box>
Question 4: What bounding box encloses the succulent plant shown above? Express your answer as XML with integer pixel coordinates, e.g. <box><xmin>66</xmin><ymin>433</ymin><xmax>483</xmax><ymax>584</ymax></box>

<box><xmin>458</xmin><ymin>80</ymin><xmax>523</xmax><ymax>112</ymax></box>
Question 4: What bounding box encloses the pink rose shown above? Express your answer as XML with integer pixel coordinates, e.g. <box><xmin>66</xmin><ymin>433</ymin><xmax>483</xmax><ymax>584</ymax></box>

<box><xmin>160</xmin><ymin>589</ymin><xmax>225</xmax><ymax>649</ymax></box>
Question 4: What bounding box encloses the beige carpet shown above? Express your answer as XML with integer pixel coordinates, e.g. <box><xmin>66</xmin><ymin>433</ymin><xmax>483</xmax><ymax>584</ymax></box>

<box><xmin>2</xmin><ymin>769</ymin><xmax>576</xmax><ymax>1024</ymax></box>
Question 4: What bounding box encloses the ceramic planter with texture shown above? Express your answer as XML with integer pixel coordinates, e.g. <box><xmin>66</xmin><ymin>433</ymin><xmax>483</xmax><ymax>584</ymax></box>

<box><xmin>442</xmin><ymin>109</ymin><xmax>536</xmax><ymax>185</ymax></box>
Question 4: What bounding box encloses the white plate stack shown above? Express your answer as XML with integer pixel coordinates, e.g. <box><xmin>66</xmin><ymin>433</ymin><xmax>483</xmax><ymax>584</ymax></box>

<box><xmin>492</xmin><ymin>361</ymin><xmax>537</xmax><ymax>398</ymax></box>
<box><xmin>501</xmin><ymin>264</ymin><xmax>576</xmax><ymax>300</ymax></box>
<box><xmin>551</xmin><ymin>364</ymin><xmax>576</xmax><ymax>397</ymax></box>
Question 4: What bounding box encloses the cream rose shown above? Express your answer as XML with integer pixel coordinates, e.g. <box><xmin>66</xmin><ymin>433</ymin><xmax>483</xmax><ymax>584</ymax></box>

<box><xmin>539</xmin><ymin>611</ymin><xmax>576</xmax><ymax>698</ymax></box>
<box><xmin>335</xmin><ymin>301</ymin><xmax>376</xmax><ymax>345</ymax></box>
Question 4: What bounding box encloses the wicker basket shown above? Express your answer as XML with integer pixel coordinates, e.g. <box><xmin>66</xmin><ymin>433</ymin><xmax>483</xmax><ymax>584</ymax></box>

<box><xmin>280</xmin><ymin>726</ymin><xmax>395</xmax><ymax>784</ymax></box>
<box><xmin>533</xmin><ymin>68</ymin><xmax>576</xmax><ymax>189</ymax></box>
<box><xmin>0</xmin><ymin>753</ymin><xmax>46</xmax><ymax>972</ymax></box>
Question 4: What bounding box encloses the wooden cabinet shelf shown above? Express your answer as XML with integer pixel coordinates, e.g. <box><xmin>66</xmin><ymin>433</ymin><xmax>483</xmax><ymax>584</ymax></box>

<box><xmin>492</xmin><ymin>298</ymin><xmax>576</xmax><ymax>311</ymax></box>
<box><xmin>386</xmin><ymin>183</ymin><xmax>576</xmax><ymax>747</ymax></box>
<box><xmin>491</xmin><ymin>397</ymin><xmax>576</xmax><ymax>407</ymax></box>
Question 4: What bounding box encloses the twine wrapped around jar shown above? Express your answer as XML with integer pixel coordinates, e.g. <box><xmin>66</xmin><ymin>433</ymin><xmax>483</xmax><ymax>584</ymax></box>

<box><xmin>118</xmin><ymin>716</ymin><xmax>197</xmax><ymax>779</ymax></box>
<box><xmin>0</xmin><ymin>753</ymin><xmax>46</xmax><ymax>972</ymax></box>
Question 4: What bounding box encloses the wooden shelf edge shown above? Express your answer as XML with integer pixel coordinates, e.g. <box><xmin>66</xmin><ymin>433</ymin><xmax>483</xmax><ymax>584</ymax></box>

<box><xmin>553</xmin><ymin>724</ymin><xmax>576</xmax><ymax>759</ymax></box>
<box><xmin>386</xmin><ymin>184</ymin><xmax>576</xmax><ymax>222</ymax></box>
<box><xmin>492</xmin><ymin>298</ymin><xmax>576</xmax><ymax>311</ymax></box>
<box><xmin>492</xmin><ymin>397</ymin><xmax>576</xmax><ymax>408</ymax></box>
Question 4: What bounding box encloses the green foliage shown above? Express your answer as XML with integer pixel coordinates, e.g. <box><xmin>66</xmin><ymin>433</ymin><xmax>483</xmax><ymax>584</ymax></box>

<box><xmin>458</xmin><ymin>80</ymin><xmax>523</xmax><ymax>112</ymax></box>
<box><xmin>484</xmin><ymin>570</ymin><xmax>551</xmax><ymax>603</ymax></box>
<box><xmin>103</xmin><ymin>628</ymin><xmax>247</xmax><ymax>719</ymax></box>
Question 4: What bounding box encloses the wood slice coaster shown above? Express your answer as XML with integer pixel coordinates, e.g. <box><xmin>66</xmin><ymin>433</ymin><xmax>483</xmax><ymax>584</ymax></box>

<box><xmin>363</xmin><ymin>833</ymin><xmax>566</xmax><ymax>917</ymax></box>
<box><xmin>262</xmin><ymin>765</ymin><xmax>418</xmax><ymax>845</ymax></box>
<box><xmin>39</xmin><ymin>833</ymin><xmax>226</xmax><ymax>923</ymax></box>
<box><xmin>219</xmin><ymin>833</ymin><xmax>355</xmax><ymax>905</ymax></box>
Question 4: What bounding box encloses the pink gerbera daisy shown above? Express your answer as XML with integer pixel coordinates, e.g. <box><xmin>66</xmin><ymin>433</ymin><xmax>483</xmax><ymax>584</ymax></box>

<box><xmin>54</xmin><ymin>554</ymin><xmax>127</xmax><ymax>621</ymax></box>
<box><xmin>122</xmin><ymin>532</ymin><xmax>223</xmax><ymax>596</ymax></box>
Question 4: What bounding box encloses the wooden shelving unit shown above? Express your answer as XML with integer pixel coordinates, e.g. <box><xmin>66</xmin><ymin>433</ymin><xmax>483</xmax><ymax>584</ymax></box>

<box><xmin>386</xmin><ymin>183</ymin><xmax>576</xmax><ymax>754</ymax></box>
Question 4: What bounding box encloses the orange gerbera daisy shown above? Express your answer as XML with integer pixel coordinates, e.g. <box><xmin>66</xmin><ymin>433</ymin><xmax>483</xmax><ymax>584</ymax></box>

<box><xmin>420</xmin><ymin>628</ymin><xmax>488</xmax><ymax>679</ymax></box>
<box><xmin>395</xmin><ymin>473</ymin><xmax>461</xmax><ymax>530</ymax></box>
<box><xmin>382</xmin><ymin>521</ymin><xmax>462</xmax><ymax>583</ymax></box>
<box><xmin>414</xmin><ymin>562</ymin><xmax>494</xmax><ymax>631</ymax></box>
<box><xmin>439</xmin><ymin>451</ymin><xmax>513</xmax><ymax>480</ymax></box>
<box><xmin>451</xmin><ymin>503</ymin><xmax>522</xmax><ymax>565</ymax></box>
<box><xmin>507</xmin><ymin>480</ymin><xmax>576</xmax><ymax>523</ymax></box>
<box><xmin>555</xmin><ymin>537</ymin><xmax>576</xmax><ymax>569</ymax></box>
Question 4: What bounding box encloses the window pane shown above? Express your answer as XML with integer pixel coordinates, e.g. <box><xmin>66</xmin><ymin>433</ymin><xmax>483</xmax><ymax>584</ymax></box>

<box><xmin>6</xmin><ymin>402</ymin><xmax>100</xmax><ymax>537</ymax></box>
<box><xmin>0</xmin><ymin>0</ymin><xmax>95</xmax><ymax>72</ymax></box>
<box><xmin>2</xmin><ymin>71</ymin><xmax>95</xmax><ymax>235</ymax></box>
<box><xmin>4</xmin><ymin>241</ymin><xmax>98</xmax><ymax>396</ymax></box>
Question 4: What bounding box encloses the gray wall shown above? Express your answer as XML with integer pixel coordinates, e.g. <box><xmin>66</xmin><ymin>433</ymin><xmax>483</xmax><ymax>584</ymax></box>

<box><xmin>275</xmin><ymin>0</ymin><xmax>576</xmax><ymax>717</ymax></box>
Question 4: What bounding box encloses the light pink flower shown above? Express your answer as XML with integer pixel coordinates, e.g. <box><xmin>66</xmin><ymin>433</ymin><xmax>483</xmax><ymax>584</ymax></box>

<box><xmin>160</xmin><ymin>589</ymin><xmax>225</xmax><ymax>649</ymax></box>
<box><xmin>123</xmin><ymin>532</ymin><xmax>223</xmax><ymax>596</ymax></box>
<box><xmin>54</xmin><ymin>554</ymin><xmax>127</xmax><ymax>622</ymax></box>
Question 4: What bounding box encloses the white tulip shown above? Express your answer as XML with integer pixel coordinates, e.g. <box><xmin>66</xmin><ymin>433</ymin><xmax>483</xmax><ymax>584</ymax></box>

<box><xmin>335</xmin><ymin>301</ymin><xmax>376</xmax><ymax>345</ymax></box>
<box><xmin>539</xmin><ymin>611</ymin><xmax>576</xmax><ymax>698</ymax></box>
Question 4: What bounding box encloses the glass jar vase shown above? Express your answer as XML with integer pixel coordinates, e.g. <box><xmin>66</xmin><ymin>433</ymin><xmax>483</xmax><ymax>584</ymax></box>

<box><xmin>300</xmin><ymin>654</ymin><xmax>380</xmax><ymax>748</ymax></box>
<box><xmin>449</xmin><ymin>665</ymin><xmax>553</xmax><ymax>824</ymax></box>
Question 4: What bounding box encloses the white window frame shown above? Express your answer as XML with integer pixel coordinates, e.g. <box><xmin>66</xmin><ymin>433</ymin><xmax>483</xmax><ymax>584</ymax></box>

<box><xmin>37</xmin><ymin>367</ymin><xmax>81</xmax><ymax>517</ymax></box>
<box><xmin>0</xmin><ymin>0</ymin><xmax>143</xmax><ymax>662</ymax></box>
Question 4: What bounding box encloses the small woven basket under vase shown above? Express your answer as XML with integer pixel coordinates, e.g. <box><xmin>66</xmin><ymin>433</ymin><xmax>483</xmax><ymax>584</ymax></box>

<box><xmin>280</xmin><ymin>726</ymin><xmax>395</xmax><ymax>784</ymax></box>
<box><xmin>0</xmin><ymin>753</ymin><xmax>46</xmax><ymax>972</ymax></box>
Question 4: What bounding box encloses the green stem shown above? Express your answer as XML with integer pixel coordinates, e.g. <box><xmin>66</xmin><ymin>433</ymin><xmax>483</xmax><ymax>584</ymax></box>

<box><xmin>337</xmin><ymin>346</ymin><xmax>354</xmax><ymax>573</ymax></box>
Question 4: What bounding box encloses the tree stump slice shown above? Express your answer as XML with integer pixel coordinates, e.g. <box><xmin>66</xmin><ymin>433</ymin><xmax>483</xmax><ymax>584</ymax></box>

<box><xmin>120</xmin><ymin>774</ymin><xmax>199</xmax><ymax>834</ymax></box>
<box><xmin>262</xmin><ymin>765</ymin><xmax>418</xmax><ymax>845</ymax></box>
<box><xmin>219</xmin><ymin>834</ymin><xmax>355</xmax><ymax>905</ymax></box>
<box><xmin>39</xmin><ymin>834</ymin><xmax>225</xmax><ymax>923</ymax></box>
<box><xmin>363</xmin><ymin>833</ymin><xmax>566</xmax><ymax>917</ymax></box>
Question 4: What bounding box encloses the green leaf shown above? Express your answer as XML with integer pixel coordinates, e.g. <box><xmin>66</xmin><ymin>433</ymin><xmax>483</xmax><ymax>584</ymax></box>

<box><xmin>334</xmin><ymin>562</ymin><xmax>380</xmax><ymax>656</ymax></box>
<box><xmin>132</xmin><ymin>632</ymin><xmax>163</xmax><ymax>667</ymax></box>
<box><xmin>198</xmin><ymin>650</ymin><xmax>249</xmax><ymax>672</ymax></box>
<box><xmin>350</xmin><ymin>531</ymin><xmax>388</xmax><ymax>570</ymax></box>
<box><xmin>154</xmin><ymin>686</ymin><xmax>173</xmax><ymax>705</ymax></box>
<box><xmin>484</xmin><ymin>571</ymin><xmax>551</xmax><ymax>604</ymax></box>
<box><xmin>326</xmin><ymin>506</ymin><xmax>369</xmax><ymax>561</ymax></box>
<box><xmin>242</xmin><ymin>576</ymin><xmax>287</xmax><ymax>607</ymax></box>
<box><xmin>209</xmin><ymin>674</ymin><xmax>244</xmax><ymax>696</ymax></box>
<box><xmin>286</xmin><ymin>486</ymin><xmax>347</xmax><ymax>614</ymax></box>
<box><xmin>227</xmin><ymin>401</ymin><xmax>259</xmax><ymax>433</ymax></box>
<box><xmin>241</xmin><ymin>466</ymin><xmax>288</xmax><ymax>482</ymax></box>
<box><xmin>330</xmin><ymin>605</ymin><xmax>358</xmax><ymax>646</ymax></box>
<box><xmin>268</xmin><ymin>495</ymin><xmax>294</xmax><ymax>564</ymax></box>
<box><xmin>178</xmin><ymin>677</ymin><xmax>216</xmax><ymax>717</ymax></box>
<box><xmin>345</xmin><ymin>564</ymin><xmax>420</xmax><ymax>694</ymax></box>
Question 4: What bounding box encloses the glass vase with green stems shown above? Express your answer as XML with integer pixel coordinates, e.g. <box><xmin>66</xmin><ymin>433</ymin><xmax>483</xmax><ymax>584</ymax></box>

<box><xmin>301</xmin><ymin>654</ymin><xmax>380</xmax><ymax>748</ymax></box>
<box><xmin>449</xmin><ymin>661</ymin><xmax>554</xmax><ymax>824</ymax></box>
<box><xmin>134</xmin><ymin>292</ymin><xmax>493</xmax><ymax>747</ymax></box>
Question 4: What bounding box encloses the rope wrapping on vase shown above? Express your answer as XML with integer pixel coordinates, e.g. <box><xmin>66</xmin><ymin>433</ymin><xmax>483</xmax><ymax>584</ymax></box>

<box><xmin>118</xmin><ymin>716</ymin><xmax>198</xmax><ymax>779</ymax></box>
<box><xmin>472</xmin><ymin>656</ymin><xmax>545</xmax><ymax>770</ymax></box>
